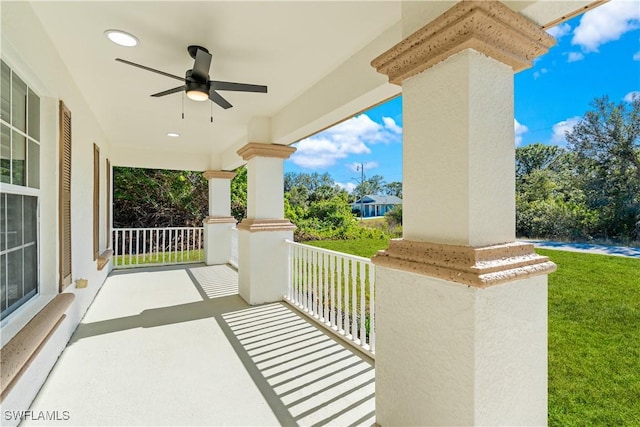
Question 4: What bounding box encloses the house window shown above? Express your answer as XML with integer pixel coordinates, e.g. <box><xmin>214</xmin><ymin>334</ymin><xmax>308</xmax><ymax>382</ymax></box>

<box><xmin>1</xmin><ymin>59</ymin><xmax>41</xmax><ymax>320</ymax></box>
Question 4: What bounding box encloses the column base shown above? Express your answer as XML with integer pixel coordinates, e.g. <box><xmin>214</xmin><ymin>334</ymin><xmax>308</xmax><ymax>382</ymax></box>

<box><xmin>203</xmin><ymin>216</ymin><xmax>237</xmax><ymax>265</ymax></box>
<box><xmin>375</xmin><ymin>266</ymin><xmax>548</xmax><ymax>426</ymax></box>
<box><xmin>237</xmin><ymin>219</ymin><xmax>296</xmax><ymax>305</ymax></box>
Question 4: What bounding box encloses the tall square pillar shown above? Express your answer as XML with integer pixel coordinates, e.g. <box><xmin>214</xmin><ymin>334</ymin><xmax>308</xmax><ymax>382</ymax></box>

<box><xmin>370</xmin><ymin>2</ymin><xmax>557</xmax><ymax>425</ymax></box>
<box><xmin>202</xmin><ymin>170</ymin><xmax>237</xmax><ymax>265</ymax></box>
<box><xmin>236</xmin><ymin>143</ymin><xmax>296</xmax><ymax>305</ymax></box>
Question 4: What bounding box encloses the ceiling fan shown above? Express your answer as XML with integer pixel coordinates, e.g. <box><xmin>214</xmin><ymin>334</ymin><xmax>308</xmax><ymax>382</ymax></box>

<box><xmin>116</xmin><ymin>45</ymin><xmax>267</xmax><ymax>109</ymax></box>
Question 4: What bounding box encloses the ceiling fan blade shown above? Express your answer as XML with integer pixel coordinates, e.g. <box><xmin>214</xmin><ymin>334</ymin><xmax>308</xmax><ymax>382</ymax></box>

<box><xmin>192</xmin><ymin>49</ymin><xmax>212</xmax><ymax>82</ymax></box>
<box><xmin>210</xmin><ymin>81</ymin><xmax>268</xmax><ymax>93</ymax></box>
<box><xmin>150</xmin><ymin>86</ymin><xmax>186</xmax><ymax>97</ymax></box>
<box><xmin>115</xmin><ymin>58</ymin><xmax>184</xmax><ymax>82</ymax></box>
<box><xmin>209</xmin><ymin>89</ymin><xmax>233</xmax><ymax>109</ymax></box>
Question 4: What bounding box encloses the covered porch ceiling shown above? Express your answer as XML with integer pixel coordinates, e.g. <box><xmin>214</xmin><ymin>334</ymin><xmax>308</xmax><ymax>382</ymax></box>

<box><xmin>6</xmin><ymin>1</ymin><xmax>594</xmax><ymax>171</ymax></box>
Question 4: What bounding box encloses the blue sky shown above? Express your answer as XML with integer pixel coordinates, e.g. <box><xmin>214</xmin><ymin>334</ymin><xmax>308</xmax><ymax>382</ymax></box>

<box><xmin>285</xmin><ymin>0</ymin><xmax>640</xmax><ymax>192</ymax></box>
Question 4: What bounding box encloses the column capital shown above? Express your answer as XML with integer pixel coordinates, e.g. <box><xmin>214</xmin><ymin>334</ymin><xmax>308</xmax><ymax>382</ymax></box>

<box><xmin>372</xmin><ymin>239</ymin><xmax>556</xmax><ymax>288</ymax></box>
<box><xmin>203</xmin><ymin>170</ymin><xmax>236</xmax><ymax>180</ymax></box>
<box><xmin>237</xmin><ymin>142</ymin><xmax>296</xmax><ymax>161</ymax></box>
<box><xmin>372</xmin><ymin>1</ymin><xmax>555</xmax><ymax>85</ymax></box>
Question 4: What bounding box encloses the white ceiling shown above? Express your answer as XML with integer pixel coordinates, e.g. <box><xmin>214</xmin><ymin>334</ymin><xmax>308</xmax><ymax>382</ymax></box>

<box><xmin>15</xmin><ymin>1</ymin><xmax>595</xmax><ymax>170</ymax></box>
<box><xmin>28</xmin><ymin>1</ymin><xmax>402</xmax><ymax>160</ymax></box>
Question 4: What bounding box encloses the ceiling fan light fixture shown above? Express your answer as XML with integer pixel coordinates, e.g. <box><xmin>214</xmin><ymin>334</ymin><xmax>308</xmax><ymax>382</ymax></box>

<box><xmin>104</xmin><ymin>30</ymin><xmax>138</xmax><ymax>47</ymax></box>
<box><xmin>186</xmin><ymin>89</ymin><xmax>209</xmax><ymax>102</ymax></box>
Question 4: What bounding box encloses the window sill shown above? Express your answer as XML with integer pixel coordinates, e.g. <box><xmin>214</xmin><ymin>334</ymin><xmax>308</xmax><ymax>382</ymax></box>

<box><xmin>0</xmin><ymin>293</ymin><xmax>74</xmax><ymax>401</ymax></box>
<box><xmin>97</xmin><ymin>249</ymin><xmax>113</xmax><ymax>271</ymax></box>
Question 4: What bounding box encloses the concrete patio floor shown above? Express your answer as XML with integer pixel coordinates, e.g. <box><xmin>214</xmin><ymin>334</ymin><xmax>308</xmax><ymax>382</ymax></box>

<box><xmin>26</xmin><ymin>264</ymin><xmax>375</xmax><ymax>426</ymax></box>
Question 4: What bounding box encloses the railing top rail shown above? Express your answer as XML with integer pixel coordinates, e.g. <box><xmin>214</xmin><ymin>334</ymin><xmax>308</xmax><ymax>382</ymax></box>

<box><xmin>113</xmin><ymin>227</ymin><xmax>203</xmax><ymax>231</ymax></box>
<box><xmin>284</xmin><ymin>239</ymin><xmax>374</xmax><ymax>264</ymax></box>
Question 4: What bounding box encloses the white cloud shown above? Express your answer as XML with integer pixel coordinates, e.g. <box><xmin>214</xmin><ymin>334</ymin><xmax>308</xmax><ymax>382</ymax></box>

<box><xmin>634</xmin><ymin>51</ymin><xmax>640</xmax><ymax>60</ymax></box>
<box><xmin>551</xmin><ymin>116</ymin><xmax>582</xmax><ymax>145</ymax></box>
<box><xmin>290</xmin><ymin>114</ymin><xmax>400</xmax><ymax>169</ymax></box>
<box><xmin>336</xmin><ymin>182</ymin><xmax>356</xmax><ymax>192</ymax></box>
<box><xmin>347</xmin><ymin>161</ymin><xmax>379</xmax><ymax>173</ymax></box>
<box><xmin>566</xmin><ymin>52</ymin><xmax>585</xmax><ymax>62</ymax></box>
<box><xmin>514</xmin><ymin>118</ymin><xmax>528</xmax><ymax>146</ymax></box>
<box><xmin>546</xmin><ymin>23</ymin><xmax>571</xmax><ymax>39</ymax></box>
<box><xmin>624</xmin><ymin>91</ymin><xmax>640</xmax><ymax>102</ymax></box>
<box><xmin>382</xmin><ymin>117</ymin><xmax>402</xmax><ymax>134</ymax></box>
<box><xmin>572</xmin><ymin>0</ymin><xmax>640</xmax><ymax>52</ymax></box>
<box><xmin>533</xmin><ymin>68</ymin><xmax>548</xmax><ymax>79</ymax></box>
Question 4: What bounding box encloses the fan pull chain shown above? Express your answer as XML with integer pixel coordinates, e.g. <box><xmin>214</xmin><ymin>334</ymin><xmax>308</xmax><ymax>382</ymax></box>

<box><xmin>181</xmin><ymin>93</ymin><xmax>185</xmax><ymax>119</ymax></box>
<box><xmin>210</xmin><ymin>102</ymin><xmax>213</xmax><ymax>123</ymax></box>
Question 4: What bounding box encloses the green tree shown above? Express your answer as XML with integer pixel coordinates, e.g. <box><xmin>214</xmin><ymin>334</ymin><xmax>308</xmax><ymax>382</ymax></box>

<box><xmin>113</xmin><ymin>167</ymin><xmax>207</xmax><ymax>228</ymax></box>
<box><xmin>230</xmin><ymin>166</ymin><xmax>247</xmax><ymax>222</ymax></box>
<box><xmin>567</xmin><ymin>95</ymin><xmax>640</xmax><ymax>240</ymax></box>
<box><xmin>353</xmin><ymin>174</ymin><xmax>386</xmax><ymax>198</ymax></box>
<box><xmin>515</xmin><ymin>143</ymin><xmax>566</xmax><ymax>179</ymax></box>
<box><xmin>515</xmin><ymin>144</ymin><xmax>597</xmax><ymax>240</ymax></box>
<box><xmin>383</xmin><ymin>181</ymin><xmax>403</xmax><ymax>198</ymax></box>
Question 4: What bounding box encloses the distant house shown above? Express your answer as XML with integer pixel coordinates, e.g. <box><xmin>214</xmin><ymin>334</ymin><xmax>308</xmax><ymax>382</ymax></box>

<box><xmin>351</xmin><ymin>195</ymin><xmax>402</xmax><ymax>218</ymax></box>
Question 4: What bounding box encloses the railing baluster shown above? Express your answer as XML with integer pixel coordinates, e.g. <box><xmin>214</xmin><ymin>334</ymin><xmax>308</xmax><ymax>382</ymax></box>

<box><xmin>302</xmin><ymin>247</ymin><xmax>307</xmax><ymax>311</ymax></box>
<box><xmin>329</xmin><ymin>254</ymin><xmax>335</xmax><ymax>328</ymax></box>
<box><xmin>313</xmin><ymin>250</ymin><xmax>318</xmax><ymax>317</ymax></box>
<box><xmin>128</xmin><ymin>229</ymin><xmax>132</xmax><ymax>266</ymax></box>
<box><xmin>337</xmin><ymin>256</ymin><xmax>342</xmax><ymax>334</ymax></box>
<box><xmin>344</xmin><ymin>260</ymin><xmax>350</xmax><ymax>336</ymax></box>
<box><xmin>283</xmin><ymin>240</ymin><xmax>376</xmax><ymax>357</ymax></box>
<box><xmin>323</xmin><ymin>253</ymin><xmax>328</xmax><ymax>323</ymax></box>
<box><xmin>369</xmin><ymin>263</ymin><xmax>375</xmax><ymax>352</ymax></box>
<box><xmin>114</xmin><ymin>230</ymin><xmax>119</xmax><ymax>267</ymax></box>
<box><xmin>292</xmin><ymin>245</ymin><xmax>297</xmax><ymax>304</ymax></box>
<box><xmin>352</xmin><ymin>259</ymin><xmax>358</xmax><ymax>340</ymax></box>
<box><xmin>360</xmin><ymin>260</ymin><xmax>366</xmax><ymax>345</ymax></box>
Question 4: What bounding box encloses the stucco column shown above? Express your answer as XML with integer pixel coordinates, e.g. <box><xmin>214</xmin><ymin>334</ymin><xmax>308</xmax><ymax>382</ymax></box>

<box><xmin>236</xmin><ymin>142</ymin><xmax>296</xmax><ymax>305</ymax></box>
<box><xmin>370</xmin><ymin>2</ymin><xmax>557</xmax><ymax>426</ymax></box>
<box><xmin>202</xmin><ymin>170</ymin><xmax>237</xmax><ymax>265</ymax></box>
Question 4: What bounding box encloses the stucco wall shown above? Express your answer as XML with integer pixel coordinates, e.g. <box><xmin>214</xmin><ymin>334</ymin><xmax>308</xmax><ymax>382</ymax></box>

<box><xmin>375</xmin><ymin>266</ymin><xmax>547</xmax><ymax>426</ymax></box>
<box><xmin>1</xmin><ymin>2</ymin><xmax>113</xmax><ymax>419</ymax></box>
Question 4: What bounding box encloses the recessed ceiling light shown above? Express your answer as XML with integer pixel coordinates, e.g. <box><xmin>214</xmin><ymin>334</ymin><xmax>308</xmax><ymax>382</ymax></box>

<box><xmin>167</xmin><ymin>132</ymin><xmax>180</xmax><ymax>138</ymax></box>
<box><xmin>104</xmin><ymin>30</ymin><xmax>139</xmax><ymax>47</ymax></box>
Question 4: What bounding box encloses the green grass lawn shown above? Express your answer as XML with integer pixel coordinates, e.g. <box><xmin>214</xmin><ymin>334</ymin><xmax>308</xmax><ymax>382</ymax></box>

<box><xmin>113</xmin><ymin>249</ymin><xmax>204</xmax><ymax>267</ymax></box>
<box><xmin>306</xmin><ymin>238</ymin><xmax>389</xmax><ymax>258</ymax></box>
<box><xmin>540</xmin><ymin>249</ymin><xmax>640</xmax><ymax>426</ymax></box>
<box><xmin>306</xmin><ymin>239</ymin><xmax>640</xmax><ymax>425</ymax></box>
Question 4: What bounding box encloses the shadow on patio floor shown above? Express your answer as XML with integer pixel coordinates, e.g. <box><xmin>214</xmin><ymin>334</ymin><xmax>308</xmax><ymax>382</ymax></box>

<box><xmin>30</xmin><ymin>264</ymin><xmax>374</xmax><ymax>426</ymax></box>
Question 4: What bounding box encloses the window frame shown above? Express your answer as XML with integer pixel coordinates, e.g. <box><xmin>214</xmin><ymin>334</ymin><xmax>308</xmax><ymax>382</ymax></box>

<box><xmin>0</xmin><ymin>58</ymin><xmax>41</xmax><ymax>321</ymax></box>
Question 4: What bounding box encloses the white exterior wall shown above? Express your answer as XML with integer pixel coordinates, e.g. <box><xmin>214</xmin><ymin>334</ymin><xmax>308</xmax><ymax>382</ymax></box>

<box><xmin>246</xmin><ymin>156</ymin><xmax>285</xmax><ymax>219</ymax></box>
<box><xmin>403</xmin><ymin>50</ymin><xmax>515</xmax><ymax>247</ymax></box>
<box><xmin>1</xmin><ymin>3</ymin><xmax>113</xmax><ymax>418</ymax></box>
<box><xmin>209</xmin><ymin>178</ymin><xmax>232</xmax><ymax>217</ymax></box>
<box><xmin>375</xmin><ymin>267</ymin><xmax>548</xmax><ymax>426</ymax></box>
<box><xmin>237</xmin><ymin>230</ymin><xmax>292</xmax><ymax>305</ymax></box>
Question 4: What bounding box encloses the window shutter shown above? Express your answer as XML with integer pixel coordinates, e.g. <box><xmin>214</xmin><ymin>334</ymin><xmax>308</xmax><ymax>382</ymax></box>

<box><xmin>59</xmin><ymin>101</ymin><xmax>72</xmax><ymax>291</ymax></box>
<box><xmin>93</xmin><ymin>144</ymin><xmax>100</xmax><ymax>260</ymax></box>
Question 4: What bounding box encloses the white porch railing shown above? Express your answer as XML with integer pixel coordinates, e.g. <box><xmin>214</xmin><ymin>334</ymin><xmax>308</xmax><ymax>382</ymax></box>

<box><xmin>285</xmin><ymin>240</ymin><xmax>375</xmax><ymax>358</ymax></box>
<box><xmin>112</xmin><ymin>227</ymin><xmax>204</xmax><ymax>269</ymax></box>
